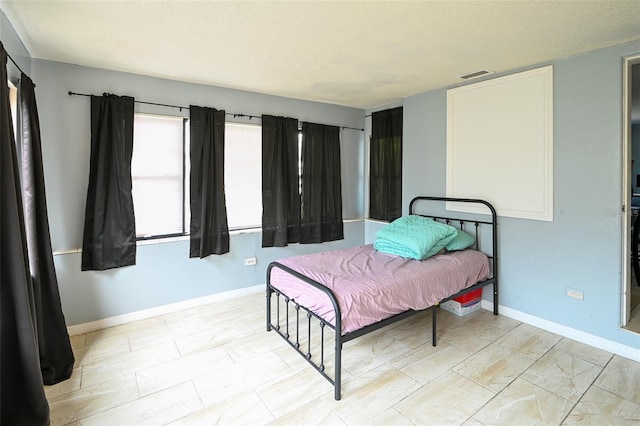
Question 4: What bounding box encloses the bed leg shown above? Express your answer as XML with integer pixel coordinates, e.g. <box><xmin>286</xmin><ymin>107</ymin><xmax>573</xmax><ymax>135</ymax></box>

<box><xmin>266</xmin><ymin>286</ymin><xmax>272</xmax><ymax>332</ymax></box>
<box><xmin>335</xmin><ymin>336</ymin><xmax>342</xmax><ymax>400</ymax></box>
<box><xmin>432</xmin><ymin>306</ymin><xmax>437</xmax><ymax>347</ymax></box>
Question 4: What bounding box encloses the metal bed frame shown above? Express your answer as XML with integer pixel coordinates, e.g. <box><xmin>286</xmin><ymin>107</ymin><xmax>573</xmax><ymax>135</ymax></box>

<box><xmin>266</xmin><ymin>196</ymin><xmax>498</xmax><ymax>400</ymax></box>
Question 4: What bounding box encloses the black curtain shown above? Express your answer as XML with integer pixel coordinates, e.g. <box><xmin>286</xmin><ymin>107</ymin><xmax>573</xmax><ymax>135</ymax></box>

<box><xmin>261</xmin><ymin>115</ymin><xmax>300</xmax><ymax>247</ymax></box>
<box><xmin>189</xmin><ymin>106</ymin><xmax>229</xmax><ymax>258</ymax></box>
<box><xmin>81</xmin><ymin>94</ymin><xmax>136</xmax><ymax>270</ymax></box>
<box><xmin>300</xmin><ymin>122</ymin><xmax>344</xmax><ymax>243</ymax></box>
<box><xmin>20</xmin><ymin>74</ymin><xmax>75</xmax><ymax>385</ymax></box>
<box><xmin>370</xmin><ymin>106</ymin><xmax>403</xmax><ymax>222</ymax></box>
<box><xmin>0</xmin><ymin>44</ymin><xmax>50</xmax><ymax>426</ymax></box>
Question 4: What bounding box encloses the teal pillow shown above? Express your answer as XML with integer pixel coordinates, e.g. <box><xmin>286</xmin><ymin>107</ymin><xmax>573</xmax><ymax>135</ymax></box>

<box><xmin>425</xmin><ymin>232</ymin><xmax>457</xmax><ymax>257</ymax></box>
<box><xmin>445</xmin><ymin>229</ymin><xmax>476</xmax><ymax>251</ymax></box>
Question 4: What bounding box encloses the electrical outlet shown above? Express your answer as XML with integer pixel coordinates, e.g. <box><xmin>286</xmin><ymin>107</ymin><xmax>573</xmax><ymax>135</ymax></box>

<box><xmin>566</xmin><ymin>288</ymin><xmax>584</xmax><ymax>300</ymax></box>
<box><xmin>244</xmin><ymin>257</ymin><xmax>257</xmax><ymax>266</ymax></box>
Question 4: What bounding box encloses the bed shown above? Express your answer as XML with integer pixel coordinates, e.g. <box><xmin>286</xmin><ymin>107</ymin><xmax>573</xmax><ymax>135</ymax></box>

<box><xmin>266</xmin><ymin>196</ymin><xmax>498</xmax><ymax>400</ymax></box>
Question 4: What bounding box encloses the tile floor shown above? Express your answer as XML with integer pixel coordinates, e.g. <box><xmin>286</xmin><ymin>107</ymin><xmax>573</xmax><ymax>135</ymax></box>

<box><xmin>47</xmin><ymin>291</ymin><xmax>640</xmax><ymax>425</ymax></box>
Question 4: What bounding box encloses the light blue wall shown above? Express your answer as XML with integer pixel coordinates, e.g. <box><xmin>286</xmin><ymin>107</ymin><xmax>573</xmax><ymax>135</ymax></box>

<box><xmin>30</xmin><ymin>59</ymin><xmax>366</xmax><ymax>325</ymax></box>
<box><xmin>403</xmin><ymin>40</ymin><xmax>640</xmax><ymax>348</ymax></box>
<box><xmin>53</xmin><ymin>226</ymin><xmax>363</xmax><ymax>325</ymax></box>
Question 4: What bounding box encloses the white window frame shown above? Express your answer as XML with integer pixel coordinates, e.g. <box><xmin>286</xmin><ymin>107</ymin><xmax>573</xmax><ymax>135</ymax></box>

<box><xmin>131</xmin><ymin>113</ymin><xmax>189</xmax><ymax>240</ymax></box>
<box><xmin>131</xmin><ymin>116</ymin><xmax>265</xmax><ymax>241</ymax></box>
<box><xmin>224</xmin><ymin>121</ymin><xmax>263</xmax><ymax>231</ymax></box>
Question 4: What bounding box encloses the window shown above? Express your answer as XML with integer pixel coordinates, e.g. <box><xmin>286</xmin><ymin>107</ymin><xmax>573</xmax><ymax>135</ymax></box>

<box><xmin>9</xmin><ymin>80</ymin><xmax>17</xmax><ymax>140</ymax></box>
<box><xmin>132</xmin><ymin>116</ymin><xmax>263</xmax><ymax>238</ymax></box>
<box><xmin>131</xmin><ymin>114</ymin><xmax>188</xmax><ymax>238</ymax></box>
<box><xmin>224</xmin><ymin>122</ymin><xmax>262</xmax><ymax>230</ymax></box>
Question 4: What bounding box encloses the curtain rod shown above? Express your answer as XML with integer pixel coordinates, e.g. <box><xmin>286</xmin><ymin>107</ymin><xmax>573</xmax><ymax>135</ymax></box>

<box><xmin>68</xmin><ymin>91</ymin><xmax>364</xmax><ymax>131</ymax></box>
<box><xmin>6</xmin><ymin>50</ymin><xmax>31</xmax><ymax>83</ymax></box>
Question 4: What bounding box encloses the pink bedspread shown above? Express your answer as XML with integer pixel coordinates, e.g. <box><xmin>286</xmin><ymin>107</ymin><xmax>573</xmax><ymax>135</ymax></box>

<box><xmin>269</xmin><ymin>244</ymin><xmax>490</xmax><ymax>335</ymax></box>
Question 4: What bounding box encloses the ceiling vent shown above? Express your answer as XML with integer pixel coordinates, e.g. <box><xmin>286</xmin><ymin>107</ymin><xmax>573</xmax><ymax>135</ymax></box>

<box><xmin>459</xmin><ymin>69</ymin><xmax>494</xmax><ymax>80</ymax></box>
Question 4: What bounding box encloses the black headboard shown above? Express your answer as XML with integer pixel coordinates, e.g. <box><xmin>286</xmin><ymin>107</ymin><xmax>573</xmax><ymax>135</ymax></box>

<box><xmin>409</xmin><ymin>196</ymin><xmax>498</xmax><ymax>304</ymax></box>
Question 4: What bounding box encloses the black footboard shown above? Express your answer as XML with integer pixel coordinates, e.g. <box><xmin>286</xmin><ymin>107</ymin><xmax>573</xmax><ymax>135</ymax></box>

<box><xmin>266</xmin><ymin>261</ymin><xmax>344</xmax><ymax>400</ymax></box>
<box><xmin>266</xmin><ymin>263</ymin><xmax>446</xmax><ymax>400</ymax></box>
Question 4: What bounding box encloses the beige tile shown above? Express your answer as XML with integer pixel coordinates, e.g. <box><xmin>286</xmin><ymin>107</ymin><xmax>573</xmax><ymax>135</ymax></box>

<box><xmin>400</xmin><ymin>341</ymin><xmax>470</xmax><ymax>385</ymax></box>
<box><xmin>127</xmin><ymin>317</ymin><xmax>210</xmax><ymax>352</ymax></box>
<box><xmin>77</xmin><ymin>381</ymin><xmax>202</xmax><ymax>426</ymax></box>
<box><xmin>169</xmin><ymin>389</ymin><xmax>273</xmax><ymax>425</ymax></box>
<box><xmin>595</xmin><ymin>355</ymin><xmax>640</xmax><ymax>404</ymax></box>
<box><xmin>388</xmin><ymin>339</ymin><xmax>452</xmax><ymax>370</ymax></box>
<box><xmin>161</xmin><ymin>307</ymin><xmax>202</xmax><ymax>324</ymax></box>
<box><xmin>458</xmin><ymin>309</ymin><xmax>521</xmax><ymax>331</ymax></box>
<box><xmin>199</xmin><ymin>302</ymin><xmax>264</xmax><ymax>329</ymax></box>
<box><xmin>436</xmin><ymin>306</ymin><xmax>484</xmax><ymax>330</ymax></box>
<box><xmin>72</xmin><ymin>334</ymin><xmax>131</xmax><ymax>366</ymax></box>
<box><xmin>453</xmin><ymin>342</ymin><xmax>536</xmax><ymax>393</ymax></box>
<box><xmin>322</xmin><ymin>364</ymin><xmax>421</xmax><ymax>424</ymax></box>
<box><xmin>224</xmin><ymin>328</ymin><xmax>295</xmax><ymax>363</ymax></box>
<box><xmin>563</xmin><ymin>385</ymin><xmax>640</xmax><ymax>425</ymax></box>
<box><xmin>48</xmin><ymin>377</ymin><xmax>139</xmax><ymax>426</ymax></box>
<box><xmin>273</xmin><ymin>341</ymin><xmax>315</xmax><ymax>371</ymax></box>
<box><xmin>45</xmin><ymin>367</ymin><xmax>82</xmax><ymax>399</ymax></box>
<box><xmin>496</xmin><ymin>323</ymin><xmax>562</xmax><ymax>360</ymax></box>
<box><xmin>440</xmin><ymin>312</ymin><xmax>518</xmax><ymax>354</ymax></box>
<box><xmin>245</xmin><ymin>311</ymin><xmax>271</xmax><ymax>333</ymax></box>
<box><xmin>382</xmin><ymin>310</ymin><xmax>434</xmax><ymax>348</ymax></box>
<box><xmin>474</xmin><ymin>378</ymin><xmax>573</xmax><ymax>425</ymax></box>
<box><xmin>367</xmin><ymin>408</ymin><xmax>414</xmax><ymax>425</ymax></box>
<box><xmin>136</xmin><ymin>346</ymin><xmax>235</xmax><ymax>396</ymax></box>
<box><xmin>268</xmin><ymin>398</ymin><xmax>345</xmax><ymax>426</ymax></box>
<box><xmin>462</xmin><ymin>418</ymin><xmax>487</xmax><ymax>426</ymax></box>
<box><xmin>87</xmin><ymin>316</ymin><xmax>167</xmax><ymax>340</ymax></box>
<box><xmin>395</xmin><ymin>370</ymin><xmax>494</xmax><ymax>425</ymax></box>
<box><xmin>170</xmin><ymin>314</ymin><xmax>214</xmax><ymax>333</ymax></box>
<box><xmin>554</xmin><ymin>338</ymin><xmax>613</xmax><ymax>367</ymax></box>
<box><xmin>174</xmin><ymin>322</ymin><xmax>256</xmax><ymax>355</ymax></box>
<box><xmin>341</xmin><ymin>331</ymin><xmax>418</xmax><ymax>377</ymax></box>
<box><xmin>271</xmin><ymin>337</ymin><xmax>346</xmax><ymax>387</ymax></box>
<box><xmin>623</xmin><ymin>315</ymin><xmax>640</xmax><ymax>334</ymax></box>
<box><xmin>439</xmin><ymin>323</ymin><xmax>500</xmax><ymax>354</ymax></box>
<box><xmin>193</xmin><ymin>351</ymin><xmax>291</xmax><ymax>406</ymax></box>
<box><xmin>521</xmin><ymin>348</ymin><xmax>603</xmax><ymax>402</ymax></box>
<box><xmin>257</xmin><ymin>365</ymin><xmax>334</xmax><ymax>418</ymax></box>
<box><xmin>81</xmin><ymin>341</ymin><xmax>180</xmax><ymax>388</ymax></box>
<box><xmin>69</xmin><ymin>334</ymin><xmax>86</xmax><ymax>350</ymax></box>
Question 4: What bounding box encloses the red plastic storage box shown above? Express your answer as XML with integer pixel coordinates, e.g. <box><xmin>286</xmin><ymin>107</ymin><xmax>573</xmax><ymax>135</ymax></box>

<box><xmin>454</xmin><ymin>288</ymin><xmax>482</xmax><ymax>305</ymax></box>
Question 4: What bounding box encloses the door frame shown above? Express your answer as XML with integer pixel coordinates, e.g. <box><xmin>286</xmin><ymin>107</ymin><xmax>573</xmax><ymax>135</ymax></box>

<box><xmin>622</xmin><ymin>54</ymin><xmax>640</xmax><ymax>327</ymax></box>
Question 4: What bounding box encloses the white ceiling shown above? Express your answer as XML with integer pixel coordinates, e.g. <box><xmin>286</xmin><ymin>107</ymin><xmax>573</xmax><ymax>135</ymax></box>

<box><xmin>2</xmin><ymin>1</ymin><xmax>640</xmax><ymax>109</ymax></box>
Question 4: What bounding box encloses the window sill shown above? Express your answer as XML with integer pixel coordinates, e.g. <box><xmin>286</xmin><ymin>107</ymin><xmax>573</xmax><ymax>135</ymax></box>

<box><xmin>365</xmin><ymin>218</ymin><xmax>390</xmax><ymax>225</ymax></box>
<box><xmin>53</xmin><ymin>219</ymin><xmax>364</xmax><ymax>256</ymax></box>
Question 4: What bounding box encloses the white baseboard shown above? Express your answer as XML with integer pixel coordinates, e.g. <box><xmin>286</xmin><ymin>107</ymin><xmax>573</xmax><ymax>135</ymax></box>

<box><xmin>481</xmin><ymin>300</ymin><xmax>640</xmax><ymax>363</ymax></box>
<box><xmin>67</xmin><ymin>284</ymin><xmax>264</xmax><ymax>336</ymax></box>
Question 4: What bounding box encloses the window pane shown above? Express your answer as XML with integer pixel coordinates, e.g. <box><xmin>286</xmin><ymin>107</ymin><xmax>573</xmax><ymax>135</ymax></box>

<box><xmin>225</xmin><ymin>123</ymin><xmax>262</xmax><ymax>229</ymax></box>
<box><xmin>9</xmin><ymin>82</ymin><xmax>17</xmax><ymax>140</ymax></box>
<box><xmin>132</xmin><ymin>114</ymin><xmax>185</xmax><ymax>237</ymax></box>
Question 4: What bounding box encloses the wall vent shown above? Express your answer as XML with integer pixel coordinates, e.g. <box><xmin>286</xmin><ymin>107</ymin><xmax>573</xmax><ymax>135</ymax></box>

<box><xmin>459</xmin><ymin>69</ymin><xmax>494</xmax><ymax>80</ymax></box>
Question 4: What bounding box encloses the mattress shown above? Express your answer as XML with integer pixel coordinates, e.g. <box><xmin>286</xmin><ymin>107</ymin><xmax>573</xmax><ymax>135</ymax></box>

<box><xmin>269</xmin><ymin>244</ymin><xmax>490</xmax><ymax>334</ymax></box>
